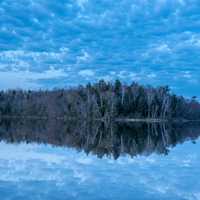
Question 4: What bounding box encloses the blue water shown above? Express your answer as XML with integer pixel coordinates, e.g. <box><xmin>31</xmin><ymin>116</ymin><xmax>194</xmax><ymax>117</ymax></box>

<box><xmin>0</xmin><ymin>139</ymin><xmax>200</xmax><ymax>200</ymax></box>
<box><xmin>0</xmin><ymin>0</ymin><xmax>200</xmax><ymax>98</ymax></box>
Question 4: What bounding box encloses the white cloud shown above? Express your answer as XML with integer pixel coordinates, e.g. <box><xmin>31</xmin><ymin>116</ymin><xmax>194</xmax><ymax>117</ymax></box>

<box><xmin>147</xmin><ymin>73</ymin><xmax>157</xmax><ymax>78</ymax></box>
<box><xmin>154</xmin><ymin>44</ymin><xmax>171</xmax><ymax>53</ymax></box>
<box><xmin>141</xmin><ymin>43</ymin><xmax>172</xmax><ymax>60</ymax></box>
<box><xmin>0</xmin><ymin>49</ymin><xmax>69</xmax><ymax>70</ymax></box>
<box><xmin>77</xmin><ymin>50</ymin><xmax>91</xmax><ymax>63</ymax></box>
<box><xmin>98</xmin><ymin>75</ymin><xmax>113</xmax><ymax>81</ymax></box>
<box><xmin>177</xmin><ymin>0</ymin><xmax>186</xmax><ymax>6</ymax></box>
<box><xmin>33</xmin><ymin>17</ymin><xmax>39</xmax><ymax>24</ymax></box>
<box><xmin>78</xmin><ymin>69</ymin><xmax>95</xmax><ymax>77</ymax></box>
<box><xmin>188</xmin><ymin>35</ymin><xmax>200</xmax><ymax>48</ymax></box>
<box><xmin>183</xmin><ymin>74</ymin><xmax>192</xmax><ymax>78</ymax></box>
<box><xmin>30</xmin><ymin>66</ymin><xmax>68</xmax><ymax>80</ymax></box>
<box><xmin>118</xmin><ymin>70</ymin><xmax>129</xmax><ymax>79</ymax></box>
<box><xmin>0</xmin><ymin>67</ymin><xmax>68</xmax><ymax>89</ymax></box>
<box><xmin>76</xmin><ymin>0</ymin><xmax>88</xmax><ymax>10</ymax></box>
<box><xmin>194</xmin><ymin>193</ymin><xmax>200</xmax><ymax>200</ymax></box>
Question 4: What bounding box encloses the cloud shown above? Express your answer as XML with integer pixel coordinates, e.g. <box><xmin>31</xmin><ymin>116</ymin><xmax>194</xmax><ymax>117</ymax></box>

<box><xmin>177</xmin><ymin>0</ymin><xmax>186</xmax><ymax>6</ymax></box>
<box><xmin>76</xmin><ymin>0</ymin><xmax>89</xmax><ymax>10</ymax></box>
<box><xmin>182</xmin><ymin>71</ymin><xmax>192</xmax><ymax>79</ymax></box>
<box><xmin>154</xmin><ymin>44</ymin><xmax>171</xmax><ymax>53</ymax></box>
<box><xmin>0</xmin><ymin>67</ymin><xmax>68</xmax><ymax>89</ymax></box>
<box><xmin>78</xmin><ymin>69</ymin><xmax>95</xmax><ymax>77</ymax></box>
<box><xmin>147</xmin><ymin>73</ymin><xmax>157</xmax><ymax>79</ymax></box>
<box><xmin>76</xmin><ymin>50</ymin><xmax>91</xmax><ymax>63</ymax></box>
<box><xmin>188</xmin><ymin>35</ymin><xmax>200</xmax><ymax>48</ymax></box>
<box><xmin>0</xmin><ymin>0</ymin><xmax>200</xmax><ymax>97</ymax></box>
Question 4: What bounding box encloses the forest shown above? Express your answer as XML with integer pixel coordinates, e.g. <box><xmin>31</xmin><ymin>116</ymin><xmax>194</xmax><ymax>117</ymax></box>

<box><xmin>0</xmin><ymin>80</ymin><xmax>200</xmax><ymax>122</ymax></box>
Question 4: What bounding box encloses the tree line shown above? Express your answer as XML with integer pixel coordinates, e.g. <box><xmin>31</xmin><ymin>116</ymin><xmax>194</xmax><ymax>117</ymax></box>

<box><xmin>0</xmin><ymin>80</ymin><xmax>200</xmax><ymax>121</ymax></box>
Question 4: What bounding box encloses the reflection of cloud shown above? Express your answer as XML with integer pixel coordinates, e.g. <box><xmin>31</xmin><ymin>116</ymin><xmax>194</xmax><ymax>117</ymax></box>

<box><xmin>73</xmin><ymin>170</ymin><xmax>89</xmax><ymax>183</ymax></box>
<box><xmin>0</xmin><ymin>139</ymin><xmax>200</xmax><ymax>199</ymax></box>
<box><xmin>0</xmin><ymin>142</ymin><xmax>66</xmax><ymax>164</ymax></box>
<box><xmin>77</xmin><ymin>157</ymin><xmax>92</xmax><ymax>165</ymax></box>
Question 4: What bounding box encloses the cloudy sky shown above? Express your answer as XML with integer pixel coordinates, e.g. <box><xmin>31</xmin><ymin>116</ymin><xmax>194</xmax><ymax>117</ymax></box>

<box><xmin>0</xmin><ymin>0</ymin><xmax>200</xmax><ymax>97</ymax></box>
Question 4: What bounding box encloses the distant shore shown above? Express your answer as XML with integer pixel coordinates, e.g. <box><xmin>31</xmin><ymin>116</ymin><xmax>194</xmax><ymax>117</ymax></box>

<box><xmin>0</xmin><ymin>80</ymin><xmax>199</xmax><ymax>122</ymax></box>
<box><xmin>0</xmin><ymin>115</ymin><xmax>199</xmax><ymax>123</ymax></box>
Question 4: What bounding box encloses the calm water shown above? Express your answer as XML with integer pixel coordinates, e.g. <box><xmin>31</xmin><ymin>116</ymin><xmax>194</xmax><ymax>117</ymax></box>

<box><xmin>0</xmin><ymin>120</ymin><xmax>200</xmax><ymax>200</ymax></box>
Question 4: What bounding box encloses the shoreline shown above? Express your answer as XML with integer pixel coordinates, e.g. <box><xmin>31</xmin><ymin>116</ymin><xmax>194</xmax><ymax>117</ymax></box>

<box><xmin>0</xmin><ymin>116</ymin><xmax>199</xmax><ymax>123</ymax></box>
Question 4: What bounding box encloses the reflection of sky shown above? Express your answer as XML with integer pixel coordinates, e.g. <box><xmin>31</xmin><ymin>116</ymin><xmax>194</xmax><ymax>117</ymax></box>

<box><xmin>0</xmin><ymin>139</ymin><xmax>200</xmax><ymax>200</ymax></box>
<box><xmin>0</xmin><ymin>0</ymin><xmax>200</xmax><ymax>98</ymax></box>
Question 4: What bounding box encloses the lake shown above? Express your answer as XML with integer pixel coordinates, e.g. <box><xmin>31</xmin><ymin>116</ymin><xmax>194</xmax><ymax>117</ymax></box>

<box><xmin>0</xmin><ymin>119</ymin><xmax>200</xmax><ymax>200</ymax></box>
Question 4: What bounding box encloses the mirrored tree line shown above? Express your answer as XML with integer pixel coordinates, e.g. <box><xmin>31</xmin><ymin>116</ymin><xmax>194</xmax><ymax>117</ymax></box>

<box><xmin>0</xmin><ymin>119</ymin><xmax>199</xmax><ymax>159</ymax></box>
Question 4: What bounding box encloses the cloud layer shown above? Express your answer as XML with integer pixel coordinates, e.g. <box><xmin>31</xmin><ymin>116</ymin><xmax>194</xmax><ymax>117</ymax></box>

<box><xmin>0</xmin><ymin>0</ymin><xmax>200</xmax><ymax>96</ymax></box>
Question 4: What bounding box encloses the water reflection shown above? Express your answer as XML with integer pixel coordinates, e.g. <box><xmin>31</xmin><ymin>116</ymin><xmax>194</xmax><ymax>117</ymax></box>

<box><xmin>0</xmin><ymin>120</ymin><xmax>200</xmax><ymax>199</ymax></box>
<box><xmin>0</xmin><ymin>119</ymin><xmax>200</xmax><ymax>159</ymax></box>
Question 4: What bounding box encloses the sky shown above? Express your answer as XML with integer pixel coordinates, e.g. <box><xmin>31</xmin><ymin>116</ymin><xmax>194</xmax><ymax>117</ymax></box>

<box><xmin>0</xmin><ymin>0</ymin><xmax>200</xmax><ymax>98</ymax></box>
<box><xmin>0</xmin><ymin>139</ymin><xmax>200</xmax><ymax>200</ymax></box>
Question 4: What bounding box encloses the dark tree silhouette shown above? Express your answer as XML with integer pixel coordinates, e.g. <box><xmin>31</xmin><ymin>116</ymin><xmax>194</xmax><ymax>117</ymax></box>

<box><xmin>0</xmin><ymin>80</ymin><xmax>199</xmax><ymax>121</ymax></box>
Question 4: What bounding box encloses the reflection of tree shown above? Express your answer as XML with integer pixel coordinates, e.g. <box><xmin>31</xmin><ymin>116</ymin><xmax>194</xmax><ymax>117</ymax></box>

<box><xmin>0</xmin><ymin>119</ymin><xmax>200</xmax><ymax>159</ymax></box>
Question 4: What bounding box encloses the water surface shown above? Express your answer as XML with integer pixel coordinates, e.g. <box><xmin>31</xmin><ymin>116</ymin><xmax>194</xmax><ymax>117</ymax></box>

<box><xmin>0</xmin><ymin>120</ymin><xmax>200</xmax><ymax>200</ymax></box>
